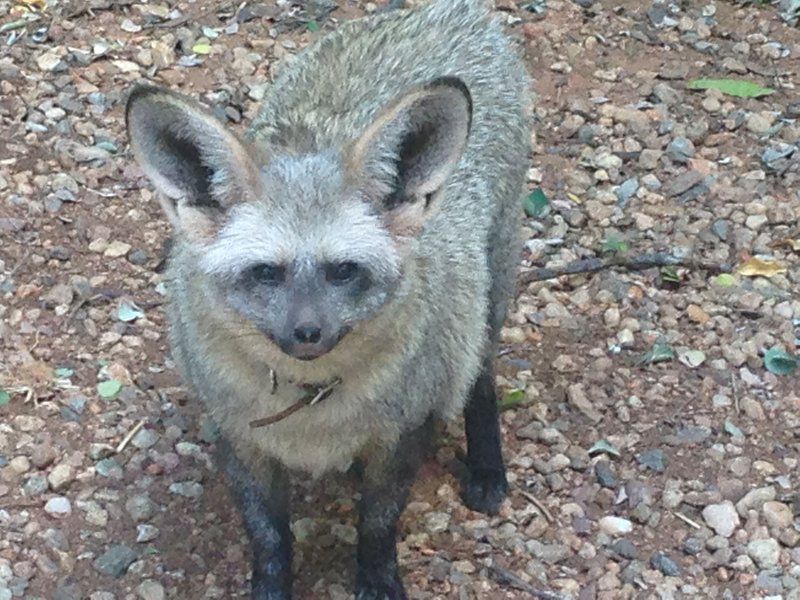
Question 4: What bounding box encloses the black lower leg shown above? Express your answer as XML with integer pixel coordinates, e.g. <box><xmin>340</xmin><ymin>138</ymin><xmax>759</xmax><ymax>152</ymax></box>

<box><xmin>462</xmin><ymin>360</ymin><xmax>508</xmax><ymax>515</ymax></box>
<box><xmin>356</xmin><ymin>418</ymin><xmax>434</xmax><ymax>600</ymax></box>
<box><xmin>218</xmin><ymin>439</ymin><xmax>292</xmax><ymax>600</ymax></box>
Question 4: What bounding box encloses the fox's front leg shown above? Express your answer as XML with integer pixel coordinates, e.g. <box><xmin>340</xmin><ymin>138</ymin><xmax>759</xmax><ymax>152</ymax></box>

<box><xmin>218</xmin><ymin>438</ymin><xmax>293</xmax><ymax>600</ymax></box>
<box><xmin>356</xmin><ymin>418</ymin><xmax>434</xmax><ymax>600</ymax></box>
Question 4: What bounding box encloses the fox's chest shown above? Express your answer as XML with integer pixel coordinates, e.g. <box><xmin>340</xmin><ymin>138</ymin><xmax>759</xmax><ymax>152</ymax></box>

<box><xmin>206</xmin><ymin>372</ymin><xmax>388</xmax><ymax>478</ymax></box>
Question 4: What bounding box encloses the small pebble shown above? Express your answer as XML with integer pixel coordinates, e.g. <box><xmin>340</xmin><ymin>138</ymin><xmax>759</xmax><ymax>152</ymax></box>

<box><xmin>651</xmin><ymin>553</ymin><xmax>681</xmax><ymax>576</ymax></box>
<box><xmin>44</xmin><ymin>497</ymin><xmax>72</xmax><ymax>517</ymax></box>
<box><xmin>636</xmin><ymin>449</ymin><xmax>666</xmax><ymax>472</ymax></box>
<box><xmin>599</xmin><ymin>516</ymin><xmax>633</xmax><ymax>536</ymax></box>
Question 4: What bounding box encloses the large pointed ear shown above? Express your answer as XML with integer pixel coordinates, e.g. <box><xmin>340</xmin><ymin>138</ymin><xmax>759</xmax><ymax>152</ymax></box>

<box><xmin>125</xmin><ymin>84</ymin><xmax>262</xmax><ymax>240</ymax></box>
<box><xmin>348</xmin><ymin>77</ymin><xmax>472</xmax><ymax>238</ymax></box>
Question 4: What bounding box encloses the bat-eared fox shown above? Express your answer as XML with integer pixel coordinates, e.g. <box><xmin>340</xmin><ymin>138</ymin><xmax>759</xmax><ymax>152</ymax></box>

<box><xmin>126</xmin><ymin>0</ymin><xmax>531</xmax><ymax>596</ymax></box>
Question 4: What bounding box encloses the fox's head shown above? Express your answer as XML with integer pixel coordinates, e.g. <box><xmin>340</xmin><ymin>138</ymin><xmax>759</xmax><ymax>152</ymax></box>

<box><xmin>126</xmin><ymin>78</ymin><xmax>472</xmax><ymax>361</ymax></box>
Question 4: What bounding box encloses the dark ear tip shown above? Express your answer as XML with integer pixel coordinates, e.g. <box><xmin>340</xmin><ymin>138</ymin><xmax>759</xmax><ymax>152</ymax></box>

<box><xmin>424</xmin><ymin>76</ymin><xmax>472</xmax><ymax>128</ymax></box>
<box><xmin>125</xmin><ymin>83</ymin><xmax>167</xmax><ymax>125</ymax></box>
<box><xmin>425</xmin><ymin>76</ymin><xmax>470</xmax><ymax>97</ymax></box>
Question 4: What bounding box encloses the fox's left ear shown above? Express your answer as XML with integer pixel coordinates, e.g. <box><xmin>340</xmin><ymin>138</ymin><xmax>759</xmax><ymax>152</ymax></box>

<box><xmin>125</xmin><ymin>84</ymin><xmax>262</xmax><ymax>240</ymax></box>
<box><xmin>349</xmin><ymin>77</ymin><xmax>472</xmax><ymax>237</ymax></box>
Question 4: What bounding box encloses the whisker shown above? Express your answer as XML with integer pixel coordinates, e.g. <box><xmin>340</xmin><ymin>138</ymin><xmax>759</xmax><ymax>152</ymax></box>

<box><xmin>202</xmin><ymin>325</ymin><xmax>262</xmax><ymax>337</ymax></box>
<box><xmin>210</xmin><ymin>331</ymin><xmax>271</xmax><ymax>342</ymax></box>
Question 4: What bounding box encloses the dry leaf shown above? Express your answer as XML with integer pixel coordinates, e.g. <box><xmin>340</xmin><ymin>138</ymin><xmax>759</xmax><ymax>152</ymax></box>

<box><xmin>15</xmin><ymin>359</ymin><xmax>53</xmax><ymax>388</ymax></box>
<box><xmin>688</xmin><ymin>158</ymin><xmax>714</xmax><ymax>175</ymax></box>
<box><xmin>3</xmin><ymin>358</ymin><xmax>55</xmax><ymax>403</ymax></box>
<box><xmin>16</xmin><ymin>283</ymin><xmax>42</xmax><ymax>299</ymax></box>
<box><xmin>106</xmin><ymin>363</ymin><xmax>134</xmax><ymax>386</ymax></box>
<box><xmin>567</xmin><ymin>192</ymin><xmax>583</xmax><ymax>204</ymax></box>
<box><xmin>687</xmin><ymin>304</ymin><xmax>710</xmax><ymax>324</ymax></box>
<box><xmin>627</xmin><ymin>285</ymin><xmax>645</xmax><ymax>301</ymax></box>
<box><xmin>777</xmin><ymin>238</ymin><xmax>800</xmax><ymax>253</ymax></box>
<box><xmin>736</xmin><ymin>257</ymin><xmax>787</xmax><ymax>278</ymax></box>
<box><xmin>12</xmin><ymin>0</ymin><xmax>46</xmax><ymax>13</ymax></box>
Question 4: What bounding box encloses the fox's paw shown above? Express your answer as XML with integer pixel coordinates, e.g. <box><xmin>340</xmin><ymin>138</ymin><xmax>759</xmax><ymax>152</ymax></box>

<box><xmin>355</xmin><ymin>574</ymin><xmax>407</xmax><ymax>600</ymax></box>
<box><xmin>251</xmin><ymin>582</ymin><xmax>291</xmax><ymax>600</ymax></box>
<box><xmin>462</xmin><ymin>466</ymin><xmax>508</xmax><ymax>516</ymax></box>
<box><xmin>250</xmin><ymin>565</ymin><xmax>292</xmax><ymax>600</ymax></box>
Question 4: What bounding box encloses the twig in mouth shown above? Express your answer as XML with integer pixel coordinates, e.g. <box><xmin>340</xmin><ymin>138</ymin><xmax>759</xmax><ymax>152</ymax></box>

<box><xmin>250</xmin><ymin>378</ymin><xmax>342</xmax><ymax>428</ymax></box>
<box><xmin>249</xmin><ymin>400</ymin><xmax>307</xmax><ymax>428</ymax></box>
<box><xmin>306</xmin><ymin>378</ymin><xmax>341</xmax><ymax>407</ymax></box>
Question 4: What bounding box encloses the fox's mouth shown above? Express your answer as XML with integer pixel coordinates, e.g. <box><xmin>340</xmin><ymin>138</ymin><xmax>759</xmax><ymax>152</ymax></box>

<box><xmin>267</xmin><ymin>325</ymin><xmax>353</xmax><ymax>361</ymax></box>
<box><xmin>286</xmin><ymin>343</ymin><xmax>331</xmax><ymax>361</ymax></box>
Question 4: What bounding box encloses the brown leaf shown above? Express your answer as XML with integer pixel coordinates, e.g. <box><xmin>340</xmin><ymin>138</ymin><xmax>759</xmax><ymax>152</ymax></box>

<box><xmin>16</xmin><ymin>283</ymin><xmax>42</xmax><ymax>299</ymax></box>
<box><xmin>106</xmin><ymin>363</ymin><xmax>133</xmax><ymax>386</ymax></box>
<box><xmin>687</xmin><ymin>304</ymin><xmax>710</xmax><ymax>324</ymax></box>
<box><xmin>736</xmin><ymin>257</ymin><xmax>787</xmax><ymax>278</ymax></box>
<box><xmin>16</xmin><ymin>359</ymin><xmax>52</xmax><ymax>387</ymax></box>
<box><xmin>776</xmin><ymin>238</ymin><xmax>800</xmax><ymax>253</ymax></box>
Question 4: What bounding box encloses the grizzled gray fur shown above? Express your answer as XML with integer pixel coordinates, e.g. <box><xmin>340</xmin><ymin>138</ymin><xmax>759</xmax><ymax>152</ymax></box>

<box><xmin>125</xmin><ymin>0</ymin><xmax>531</xmax><ymax>597</ymax></box>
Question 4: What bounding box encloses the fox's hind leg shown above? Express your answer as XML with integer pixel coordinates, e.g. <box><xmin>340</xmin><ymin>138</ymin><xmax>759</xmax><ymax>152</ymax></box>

<box><xmin>462</xmin><ymin>358</ymin><xmax>509</xmax><ymax>516</ymax></box>
<box><xmin>461</xmin><ymin>196</ymin><xmax>518</xmax><ymax>515</ymax></box>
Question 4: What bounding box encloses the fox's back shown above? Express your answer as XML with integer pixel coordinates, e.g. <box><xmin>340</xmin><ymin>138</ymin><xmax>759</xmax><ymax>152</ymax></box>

<box><xmin>250</xmin><ymin>0</ymin><xmax>530</xmax><ymax>187</ymax></box>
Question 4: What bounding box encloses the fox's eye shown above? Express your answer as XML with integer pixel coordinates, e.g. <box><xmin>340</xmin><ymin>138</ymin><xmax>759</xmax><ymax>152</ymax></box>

<box><xmin>325</xmin><ymin>261</ymin><xmax>359</xmax><ymax>284</ymax></box>
<box><xmin>247</xmin><ymin>263</ymin><xmax>286</xmax><ymax>285</ymax></box>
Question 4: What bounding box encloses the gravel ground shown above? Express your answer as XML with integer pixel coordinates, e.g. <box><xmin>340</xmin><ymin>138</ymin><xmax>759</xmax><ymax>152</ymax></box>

<box><xmin>1</xmin><ymin>0</ymin><xmax>800</xmax><ymax>598</ymax></box>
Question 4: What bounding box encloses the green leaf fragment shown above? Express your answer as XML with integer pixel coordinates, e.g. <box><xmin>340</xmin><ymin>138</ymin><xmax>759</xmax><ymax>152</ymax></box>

<box><xmin>763</xmin><ymin>346</ymin><xmax>798</xmax><ymax>375</ymax></box>
<box><xmin>117</xmin><ymin>301</ymin><xmax>144</xmax><ymax>322</ymax></box>
<box><xmin>96</xmin><ymin>140</ymin><xmax>118</xmax><ymax>154</ymax></box>
<box><xmin>712</xmin><ymin>273</ymin><xmax>737</xmax><ymax>287</ymax></box>
<box><xmin>191</xmin><ymin>43</ymin><xmax>212</xmax><ymax>55</ymax></box>
<box><xmin>601</xmin><ymin>236</ymin><xmax>629</xmax><ymax>254</ymax></box>
<box><xmin>499</xmin><ymin>389</ymin><xmax>527</xmax><ymax>411</ymax></box>
<box><xmin>0</xmin><ymin>19</ymin><xmax>28</xmax><ymax>33</ymax></box>
<box><xmin>588</xmin><ymin>439</ymin><xmax>621</xmax><ymax>458</ymax></box>
<box><xmin>97</xmin><ymin>380</ymin><xmax>123</xmax><ymax>399</ymax></box>
<box><xmin>638</xmin><ymin>342</ymin><xmax>675</xmax><ymax>366</ymax></box>
<box><xmin>0</xmin><ymin>389</ymin><xmax>10</xmax><ymax>407</ymax></box>
<box><xmin>522</xmin><ymin>188</ymin><xmax>549</xmax><ymax>218</ymax></box>
<box><xmin>306</xmin><ymin>20</ymin><xmax>320</xmax><ymax>32</ymax></box>
<box><xmin>687</xmin><ymin>79</ymin><xmax>775</xmax><ymax>98</ymax></box>
<box><xmin>724</xmin><ymin>419</ymin><xmax>745</xmax><ymax>439</ymax></box>
<box><xmin>54</xmin><ymin>367</ymin><xmax>75</xmax><ymax>378</ymax></box>
<box><xmin>661</xmin><ymin>266</ymin><xmax>680</xmax><ymax>283</ymax></box>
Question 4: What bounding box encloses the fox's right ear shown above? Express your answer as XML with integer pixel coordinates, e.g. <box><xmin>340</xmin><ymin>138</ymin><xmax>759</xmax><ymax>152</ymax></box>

<box><xmin>348</xmin><ymin>77</ymin><xmax>472</xmax><ymax>240</ymax></box>
<box><xmin>125</xmin><ymin>84</ymin><xmax>262</xmax><ymax>240</ymax></box>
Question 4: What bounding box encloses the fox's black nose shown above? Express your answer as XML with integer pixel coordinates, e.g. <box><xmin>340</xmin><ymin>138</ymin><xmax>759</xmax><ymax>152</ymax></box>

<box><xmin>294</xmin><ymin>324</ymin><xmax>322</xmax><ymax>344</ymax></box>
